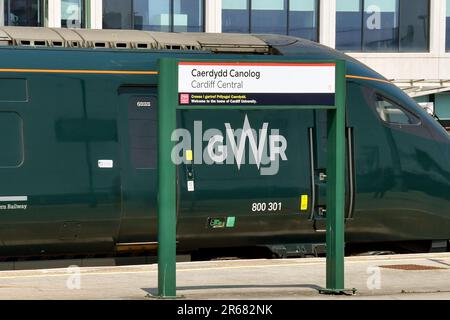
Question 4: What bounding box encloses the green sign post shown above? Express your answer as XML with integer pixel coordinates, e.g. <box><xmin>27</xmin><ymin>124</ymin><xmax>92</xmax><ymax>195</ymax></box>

<box><xmin>156</xmin><ymin>58</ymin><xmax>352</xmax><ymax>298</ymax></box>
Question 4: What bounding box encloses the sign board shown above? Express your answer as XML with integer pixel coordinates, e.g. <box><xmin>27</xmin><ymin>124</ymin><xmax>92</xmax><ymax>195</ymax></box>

<box><xmin>158</xmin><ymin>58</ymin><xmax>349</xmax><ymax>298</ymax></box>
<box><xmin>178</xmin><ymin>62</ymin><xmax>336</xmax><ymax>106</ymax></box>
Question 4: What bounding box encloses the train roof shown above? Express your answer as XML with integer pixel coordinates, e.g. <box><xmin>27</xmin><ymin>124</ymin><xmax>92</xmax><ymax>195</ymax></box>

<box><xmin>0</xmin><ymin>26</ymin><xmax>386</xmax><ymax>81</ymax></box>
<box><xmin>0</xmin><ymin>26</ymin><xmax>270</xmax><ymax>52</ymax></box>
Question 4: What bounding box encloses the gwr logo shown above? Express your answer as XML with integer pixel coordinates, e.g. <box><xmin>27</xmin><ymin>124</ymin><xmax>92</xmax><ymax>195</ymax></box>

<box><xmin>171</xmin><ymin>115</ymin><xmax>288</xmax><ymax>176</ymax></box>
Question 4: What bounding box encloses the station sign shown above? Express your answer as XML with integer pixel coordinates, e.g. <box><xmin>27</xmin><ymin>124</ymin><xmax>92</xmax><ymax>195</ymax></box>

<box><xmin>178</xmin><ymin>61</ymin><xmax>336</xmax><ymax>106</ymax></box>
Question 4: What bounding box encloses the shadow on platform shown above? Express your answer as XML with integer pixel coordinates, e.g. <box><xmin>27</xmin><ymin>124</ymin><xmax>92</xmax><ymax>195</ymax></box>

<box><xmin>143</xmin><ymin>283</ymin><xmax>322</xmax><ymax>296</ymax></box>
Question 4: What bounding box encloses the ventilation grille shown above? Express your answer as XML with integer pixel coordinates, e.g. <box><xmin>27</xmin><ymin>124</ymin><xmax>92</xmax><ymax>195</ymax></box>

<box><xmin>159</xmin><ymin>44</ymin><xmax>201</xmax><ymax>51</ymax></box>
<box><xmin>17</xmin><ymin>39</ymin><xmax>48</xmax><ymax>46</ymax></box>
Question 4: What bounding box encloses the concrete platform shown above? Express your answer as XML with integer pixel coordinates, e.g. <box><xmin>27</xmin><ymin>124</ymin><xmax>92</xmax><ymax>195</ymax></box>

<box><xmin>0</xmin><ymin>252</ymin><xmax>448</xmax><ymax>299</ymax></box>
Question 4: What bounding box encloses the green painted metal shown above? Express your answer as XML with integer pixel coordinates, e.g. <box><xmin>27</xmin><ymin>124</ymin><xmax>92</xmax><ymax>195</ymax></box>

<box><xmin>157</xmin><ymin>59</ymin><xmax>178</xmax><ymax>298</ymax></box>
<box><xmin>157</xmin><ymin>58</ymin><xmax>349</xmax><ymax>297</ymax></box>
<box><xmin>321</xmin><ymin>61</ymin><xmax>353</xmax><ymax>294</ymax></box>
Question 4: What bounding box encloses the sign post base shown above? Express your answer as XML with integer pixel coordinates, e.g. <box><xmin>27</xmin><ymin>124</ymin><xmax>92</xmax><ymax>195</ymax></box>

<box><xmin>318</xmin><ymin>288</ymin><xmax>357</xmax><ymax>295</ymax></box>
<box><xmin>146</xmin><ymin>294</ymin><xmax>185</xmax><ymax>300</ymax></box>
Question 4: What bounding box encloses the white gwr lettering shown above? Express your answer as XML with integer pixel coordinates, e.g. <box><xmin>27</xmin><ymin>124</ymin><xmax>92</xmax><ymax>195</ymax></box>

<box><xmin>171</xmin><ymin>115</ymin><xmax>288</xmax><ymax>176</ymax></box>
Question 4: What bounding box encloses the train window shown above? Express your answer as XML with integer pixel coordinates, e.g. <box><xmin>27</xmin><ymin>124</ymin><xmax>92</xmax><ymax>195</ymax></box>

<box><xmin>0</xmin><ymin>112</ymin><xmax>24</xmax><ymax>167</ymax></box>
<box><xmin>374</xmin><ymin>95</ymin><xmax>420</xmax><ymax>125</ymax></box>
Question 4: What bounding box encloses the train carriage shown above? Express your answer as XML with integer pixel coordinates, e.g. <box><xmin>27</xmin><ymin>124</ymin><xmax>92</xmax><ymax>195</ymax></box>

<box><xmin>0</xmin><ymin>27</ymin><xmax>447</xmax><ymax>259</ymax></box>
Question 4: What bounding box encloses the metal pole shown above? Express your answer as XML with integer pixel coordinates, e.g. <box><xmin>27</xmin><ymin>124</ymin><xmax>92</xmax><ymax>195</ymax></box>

<box><xmin>157</xmin><ymin>58</ymin><xmax>177</xmax><ymax>298</ymax></box>
<box><xmin>321</xmin><ymin>60</ymin><xmax>348</xmax><ymax>294</ymax></box>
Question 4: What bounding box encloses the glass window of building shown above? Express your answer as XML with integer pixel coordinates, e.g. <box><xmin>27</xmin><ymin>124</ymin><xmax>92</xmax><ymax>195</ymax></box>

<box><xmin>222</xmin><ymin>0</ymin><xmax>318</xmax><ymax>41</ymax></box>
<box><xmin>103</xmin><ymin>0</ymin><xmax>132</xmax><ymax>29</ymax></box>
<box><xmin>61</xmin><ymin>0</ymin><xmax>84</xmax><ymax>28</ymax></box>
<box><xmin>133</xmin><ymin>0</ymin><xmax>170</xmax><ymax>31</ymax></box>
<box><xmin>251</xmin><ymin>0</ymin><xmax>287</xmax><ymax>35</ymax></box>
<box><xmin>103</xmin><ymin>0</ymin><xmax>133</xmax><ymax>29</ymax></box>
<box><xmin>173</xmin><ymin>0</ymin><xmax>203</xmax><ymax>32</ymax></box>
<box><xmin>363</xmin><ymin>0</ymin><xmax>398</xmax><ymax>52</ymax></box>
<box><xmin>288</xmin><ymin>0</ymin><xmax>318</xmax><ymax>41</ymax></box>
<box><xmin>336</xmin><ymin>0</ymin><xmax>362</xmax><ymax>51</ymax></box>
<box><xmin>2</xmin><ymin>0</ymin><xmax>43</xmax><ymax>26</ymax></box>
<box><xmin>336</xmin><ymin>0</ymin><xmax>429</xmax><ymax>52</ymax></box>
<box><xmin>446</xmin><ymin>0</ymin><xmax>450</xmax><ymax>51</ymax></box>
<box><xmin>103</xmin><ymin>0</ymin><xmax>204</xmax><ymax>32</ymax></box>
<box><xmin>399</xmin><ymin>0</ymin><xmax>429</xmax><ymax>52</ymax></box>
<box><xmin>222</xmin><ymin>0</ymin><xmax>249</xmax><ymax>33</ymax></box>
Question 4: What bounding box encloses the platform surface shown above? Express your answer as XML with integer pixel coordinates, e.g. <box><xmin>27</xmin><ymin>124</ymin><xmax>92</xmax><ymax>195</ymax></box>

<box><xmin>0</xmin><ymin>252</ymin><xmax>449</xmax><ymax>299</ymax></box>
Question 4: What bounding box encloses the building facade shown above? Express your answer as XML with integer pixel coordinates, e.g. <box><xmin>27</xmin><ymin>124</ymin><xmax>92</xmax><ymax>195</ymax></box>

<box><xmin>1</xmin><ymin>0</ymin><xmax>450</xmax><ymax>118</ymax></box>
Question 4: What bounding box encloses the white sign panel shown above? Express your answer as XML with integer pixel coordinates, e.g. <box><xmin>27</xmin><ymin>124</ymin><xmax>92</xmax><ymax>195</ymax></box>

<box><xmin>98</xmin><ymin>160</ymin><xmax>114</xmax><ymax>168</ymax></box>
<box><xmin>178</xmin><ymin>62</ymin><xmax>336</xmax><ymax>106</ymax></box>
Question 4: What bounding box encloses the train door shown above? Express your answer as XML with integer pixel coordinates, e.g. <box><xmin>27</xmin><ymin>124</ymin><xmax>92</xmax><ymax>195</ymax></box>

<box><xmin>116</xmin><ymin>86</ymin><xmax>158</xmax><ymax>244</ymax></box>
<box><xmin>311</xmin><ymin>109</ymin><xmax>355</xmax><ymax>232</ymax></box>
<box><xmin>175</xmin><ymin>109</ymin><xmax>317</xmax><ymax>250</ymax></box>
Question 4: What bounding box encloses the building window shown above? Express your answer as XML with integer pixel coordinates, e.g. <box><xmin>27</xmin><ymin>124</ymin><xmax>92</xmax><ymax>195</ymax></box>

<box><xmin>173</xmin><ymin>0</ymin><xmax>204</xmax><ymax>32</ymax></box>
<box><xmin>133</xmin><ymin>0</ymin><xmax>170</xmax><ymax>31</ymax></box>
<box><xmin>446</xmin><ymin>0</ymin><xmax>450</xmax><ymax>51</ymax></box>
<box><xmin>103</xmin><ymin>0</ymin><xmax>132</xmax><ymax>29</ymax></box>
<box><xmin>363</xmin><ymin>0</ymin><xmax>398</xmax><ymax>52</ymax></box>
<box><xmin>103</xmin><ymin>0</ymin><xmax>204</xmax><ymax>32</ymax></box>
<box><xmin>61</xmin><ymin>0</ymin><xmax>85</xmax><ymax>28</ymax></box>
<box><xmin>222</xmin><ymin>0</ymin><xmax>249</xmax><ymax>33</ymax></box>
<box><xmin>399</xmin><ymin>0</ymin><xmax>429</xmax><ymax>52</ymax></box>
<box><xmin>336</xmin><ymin>0</ymin><xmax>362</xmax><ymax>51</ymax></box>
<box><xmin>222</xmin><ymin>0</ymin><xmax>319</xmax><ymax>42</ymax></box>
<box><xmin>336</xmin><ymin>0</ymin><xmax>429</xmax><ymax>52</ymax></box>
<box><xmin>3</xmin><ymin>0</ymin><xmax>43</xmax><ymax>26</ymax></box>
<box><xmin>251</xmin><ymin>0</ymin><xmax>287</xmax><ymax>35</ymax></box>
<box><xmin>289</xmin><ymin>0</ymin><xmax>318</xmax><ymax>40</ymax></box>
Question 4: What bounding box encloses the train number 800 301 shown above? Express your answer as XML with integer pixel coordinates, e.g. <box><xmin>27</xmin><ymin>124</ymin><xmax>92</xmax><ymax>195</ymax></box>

<box><xmin>251</xmin><ymin>202</ymin><xmax>282</xmax><ymax>212</ymax></box>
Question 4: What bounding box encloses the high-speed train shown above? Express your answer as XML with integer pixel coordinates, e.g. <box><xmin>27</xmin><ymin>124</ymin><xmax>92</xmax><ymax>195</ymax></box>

<box><xmin>0</xmin><ymin>26</ymin><xmax>448</xmax><ymax>260</ymax></box>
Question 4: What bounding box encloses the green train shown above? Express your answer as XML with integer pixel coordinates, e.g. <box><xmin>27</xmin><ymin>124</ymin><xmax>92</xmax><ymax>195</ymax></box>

<box><xmin>0</xmin><ymin>26</ymin><xmax>448</xmax><ymax>260</ymax></box>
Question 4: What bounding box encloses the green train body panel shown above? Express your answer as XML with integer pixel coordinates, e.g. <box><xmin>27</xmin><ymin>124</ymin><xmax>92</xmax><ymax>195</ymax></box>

<box><xmin>0</xmin><ymin>36</ymin><xmax>448</xmax><ymax>258</ymax></box>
